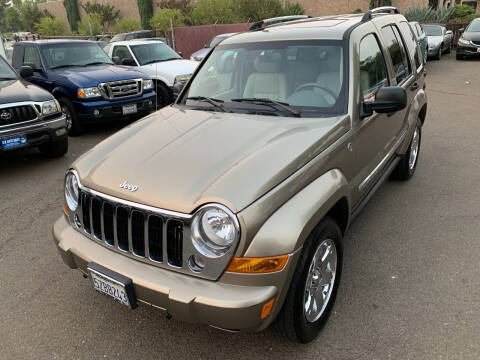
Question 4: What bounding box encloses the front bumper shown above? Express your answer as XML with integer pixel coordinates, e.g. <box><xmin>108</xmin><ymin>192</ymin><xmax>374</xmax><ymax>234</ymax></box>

<box><xmin>456</xmin><ymin>44</ymin><xmax>480</xmax><ymax>56</ymax></box>
<box><xmin>53</xmin><ymin>216</ymin><xmax>296</xmax><ymax>332</ymax></box>
<box><xmin>0</xmin><ymin>114</ymin><xmax>67</xmax><ymax>152</ymax></box>
<box><xmin>73</xmin><ymin>92</ymin><xmax>156</xmax><ymax>121</ymax></box>
<box><xmin>427</xmin><ymin>46</ymin><xmax>441</xmax><ymax>56</ymax></box>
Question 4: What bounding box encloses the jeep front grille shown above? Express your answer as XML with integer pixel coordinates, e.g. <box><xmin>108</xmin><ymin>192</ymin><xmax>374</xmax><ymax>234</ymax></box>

<box><xmin>79</xmin><ymin>191</ymin><xmax>184</xmax><ymax>267</ymax></box>
<box><xmin>0</xmin><ymin>105</ymin><xmax>37</xmax><ymax>127</ymax></box>
<box><xmin>99</xmin><ymin>79</ymin><xmax>143</xmax><ymax>100</ymax></box>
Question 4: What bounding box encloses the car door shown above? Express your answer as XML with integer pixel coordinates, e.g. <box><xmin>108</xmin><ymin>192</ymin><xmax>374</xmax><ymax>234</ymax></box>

<box><xmin>21</xmin><ymin>45</ymin><xmax>52</xmax><ymax>91</ymax></box>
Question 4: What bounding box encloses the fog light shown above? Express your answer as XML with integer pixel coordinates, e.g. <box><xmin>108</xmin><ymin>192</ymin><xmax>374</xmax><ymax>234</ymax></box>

<box><xmin>188</xmin><ymin>255</ymin><xmax>205</xmax><ymax>273</ymax></box>
<box><xmin>93</xmin><ymin>109</ymin><xmax>100</xmax><ymax>117</ymax></box>
<box><xmin>148</xmin><ymin>100</ymin><xmax>153</xmax><ymax>107</ymax></box>
<box><xmin>56</xmin><ymin>128</ymin><xmax>67</xmax><ymax>137</ymax></box>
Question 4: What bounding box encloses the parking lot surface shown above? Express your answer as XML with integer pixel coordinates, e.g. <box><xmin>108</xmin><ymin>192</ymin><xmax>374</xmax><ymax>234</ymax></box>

<box><xmin>1</xmin><ymin>54</ymin><xmax>479</xmax><ymax>359</ymax></box>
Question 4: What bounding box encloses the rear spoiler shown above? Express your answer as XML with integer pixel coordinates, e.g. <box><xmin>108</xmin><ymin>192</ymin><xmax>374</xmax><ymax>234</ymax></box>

<box><xmin>249</xmin><ymin>15</ymin><xmax>311</xmax><ymax>31</ymax></box>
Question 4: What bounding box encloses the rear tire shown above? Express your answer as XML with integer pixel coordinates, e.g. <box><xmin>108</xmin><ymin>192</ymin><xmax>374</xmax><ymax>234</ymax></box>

<box><xmin>391</xmin><ymin>119</ymin><xmax>422</xmax><ymax>181</ymax></box>
<box><xmin>273</xmin><ymin>217</ymin><xmax>343</xmax><ymax>343</ymax></box>
<box><xmin>39</xmin><ymin>137</ymin><xmax>68</xmax><ymax>158</ymax></box>
<box><xmin>58</xmin><ymin>97</ymin><xmax>83</xmax><ymax>136</ymax></box>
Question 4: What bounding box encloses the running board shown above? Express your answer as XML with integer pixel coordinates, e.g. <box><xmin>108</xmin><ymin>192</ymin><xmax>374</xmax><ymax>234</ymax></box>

<box><xmin>351</xmin><ymin>156</ymin><xmax>400</xmax><ymax>221</ymax></box>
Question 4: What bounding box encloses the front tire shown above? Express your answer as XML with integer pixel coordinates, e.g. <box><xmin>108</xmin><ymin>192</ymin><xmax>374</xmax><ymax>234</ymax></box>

<box><xmin>446</xmin><ymin>42</ymin><xmax>452</xmax><ymax>54</ymax></box>
<box><xmin>436</xmin><ymin>46</ymin><xmax>442</xmax><ymax>60</ymax></box>
<box><xmin>58</xmin><ymin>97</ymin><xmax>82</xmax><ymax>136</ymax></box>
<box><xmin>273</xmin><ymin>217</ymin><xmax>343</xmax><ymax>343</ymax></box>
<box><xmin>155</xmin><ymin>82</ymin><xmax>172</xmax><ymax>109</ymax></box>
<box><xmin>391</xmin><ymin>119</ymin><xmax>422</xmax><ymax>181</ymax></box>
<box><xmin>39</xmin><ymin>137</ymin><xmax>68</xmax><ymax>158</ymax></box>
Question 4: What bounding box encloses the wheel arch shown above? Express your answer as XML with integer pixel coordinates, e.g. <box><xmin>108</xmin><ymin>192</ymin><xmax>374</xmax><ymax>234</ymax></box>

<box><xmin>52</xmin><ymin>86</ymin><xmax>69</xmax><ymax>99</ymax></box>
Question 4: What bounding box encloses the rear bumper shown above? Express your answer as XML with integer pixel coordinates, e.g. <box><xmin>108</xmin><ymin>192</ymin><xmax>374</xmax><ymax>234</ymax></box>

<box><xmin>0</xmin><ymin>114</ymin><xmax>67</xmax><ymax>152</ymax></box>
<box><xmin>52</xmin><ymin>216</ymin><xmax>297</xmax><ymax>332</ymax></box>
<box><xmin>73</xmin><ymin>92</ymin><xmax>156</xmax><ymax>121</ymax></box>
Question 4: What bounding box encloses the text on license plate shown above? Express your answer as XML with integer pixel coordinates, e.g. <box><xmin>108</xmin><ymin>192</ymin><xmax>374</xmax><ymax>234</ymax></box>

<box><xmin>1</xmin><ymin>134</ymin><xmax>28</xmax><ymax>150</ymax></box>
<box><xmin>89</xmin><ymin>270</ymin><xmax>131</xmax><ymax>307</ymax></box>
<box><xmin>122</xmin><ymin>104</ymin><xmax>137</xmax><ymax>115</ymax></box>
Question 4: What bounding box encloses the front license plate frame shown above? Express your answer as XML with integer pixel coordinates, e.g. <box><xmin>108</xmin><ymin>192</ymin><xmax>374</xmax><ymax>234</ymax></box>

<box><xmin>122</xmin><ymin>103</ymin><xmax>137</xmax><ymax>115</ymax></box>
<box><xmin>1</xmin><ymin>134</ymin><xmax>28</xmax><ymax>150</ymax></box>
<box><xmin>477</xmin><ymin>48</ymin><xmax>480</xmax><ymax>53</ymax></box>
<box><xmin>87</xmin><ymin>262</ymin><xmax>137</xmax><ymax>309</ymax></box>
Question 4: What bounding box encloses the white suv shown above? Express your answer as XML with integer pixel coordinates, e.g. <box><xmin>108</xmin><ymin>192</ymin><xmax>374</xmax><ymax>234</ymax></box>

<box><xmin>106</xmin><ymin>40</ymin><xmax>198</xmax><ymax>108</ymax></box>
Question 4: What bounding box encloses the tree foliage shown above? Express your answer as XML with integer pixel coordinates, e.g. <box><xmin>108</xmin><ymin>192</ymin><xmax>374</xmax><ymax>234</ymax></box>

<box><xmin>114</xmin><ymin>18</ymin><xmax>142</xmax><ymax>33</ymax></box>
<box><xmin>1</xmin><ymin>7</ymin><xmax>20</xmax><ymax>32</ymax></box>
<box><xmin>189</xmin><ymin>0</ymin><xmax>236</xmax><ymax>25</ymax></box>
<box><xmin>77</xmin><ymin>13</ymin><xmax>103</xmax><ymax>35</ymax></box>
<box><xmin>36</xmin><ymin>16</ymin><xmax>68</xmax><ymax>36</ymax></box>
<box><xmin>63</xmin><ymin>0</ymin><xmax>80</xmax><ymax>32</ymax></box>
<box><xmin>369</xmin><ymin>0</ymin><xmax>392</xmax><ymax>9</ymax></box>
<box><xmin>403</xmin><ymin>6</ymin><xmax>454</xmax><ymax>23</ymax></box>
<box><xmin>150</xmin><ymin>8</ymin><xmax>185</xmax><ymax>34</ymax></box>
<box><xmin>137</xmin><ymin>0</ymin><xmax>153</xmax><ymax>29</ymax></box>
<box><xmin>81</xmin><ymin>1</ymin><xmax>120</xmax><ymax>31</ymax></box>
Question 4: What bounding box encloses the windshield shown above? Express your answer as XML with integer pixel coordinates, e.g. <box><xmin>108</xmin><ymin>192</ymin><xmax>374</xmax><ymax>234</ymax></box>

<box><xmin>130</xmin><ymin>43</ymin><xmax>180</xmax><ymax>65</ymax></box>
<box><xmin>0</xmin><ymin>56</ymin><xmax>17</xmax><ymax>79</ymax></box>
<box><xmin>423</xmin><ymin>25</ymin><xmax>443</xmax><ymax>36</ymax></box>
<box><xmin>182</xmin><ymin>40</ymin><xmax>347</xmax><ymax>117</ymax></box>
<box><xmin>466</xmin><ymin>20</ymin><xmax>480</xmax><ymax>32</ymax></box>
<box><xmin>41</xmin><ymin>43</ymin><xmax>113</xmax><ymax>68</ymax></box>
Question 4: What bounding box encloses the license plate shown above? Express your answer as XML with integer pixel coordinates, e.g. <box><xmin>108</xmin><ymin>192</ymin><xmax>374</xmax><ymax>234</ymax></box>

<box><xmin>1</xmin><ymin>134</ymin><xmax>28</xmax><ymax>150</ymax></box>
<box><xmin>477</xmin><ymin>48</ymin><xmax>480</xmax><ymax>53</ymax></box>
<box><xmin>122</xmin><ymin>104</ymin><xmax>137</xmax><ymax>115</ymax></box>
<box><xmin>87</xmin><ymin>262</ymin><xmax>137</xmax><ymax>309</ymax></box>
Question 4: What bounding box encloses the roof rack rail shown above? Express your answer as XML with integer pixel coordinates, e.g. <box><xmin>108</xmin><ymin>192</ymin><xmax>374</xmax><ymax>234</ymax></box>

<box><xmin>249</xmin><ymin>15</ymin><xmax>310</xmax><ymax>31</ymax></box>
<box><xmin>361</xmin><ymin>6</ymin><xmax>399</xmax><ymax>22</ymax></box>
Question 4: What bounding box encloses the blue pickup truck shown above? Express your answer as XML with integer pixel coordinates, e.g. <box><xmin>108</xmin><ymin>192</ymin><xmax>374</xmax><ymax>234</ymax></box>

<box><xmin>12</xmin><ymin>40</ymin><xmax>156</xmax><ymax>135</ymax></box>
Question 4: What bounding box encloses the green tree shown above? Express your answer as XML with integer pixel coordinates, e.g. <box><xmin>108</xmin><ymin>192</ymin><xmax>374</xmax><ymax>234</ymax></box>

<box><xmin>77</xmin><ymin>13</ymin><xmax>103</xmax><ymax>35</ymax></box>
<box><xmin>137</xmin><ymin>0</ymin><xmax>153</xmax><ymax>29</ymax></box>
<box><xmin>150</xmin><ymin>8</ymin><xmax>184</xmax><ymax>34</ymax></box>
<box><xmin>81</xmin><ymin>1</ymin><xmax>120</xmax><ymax>31</ymax></box>
<box><xmin>451</xmin><ymin>4</ymin><xmax>475</xmax><ymax>19</ymax></box>
<box><xmin>36</xmin><ymin>16</ymin><xmax>68</xmax><ymax>35</ymax></box>
<box><xmin>189</xmin><ymin>0</ymin><xmax>236</xmax><ymax>25</ymax></box>
<box><xmin>15</xmin><ymin>1</ymin><xmax>52</xmax><ymax>31</ymax></box>
<box><xmin>114</xmin><ymin>18</ymin><xmax>142</xmax><ymax>33</ymax></box>
<box><xmin>234</xmin><ymin>0</ymin><xmax>303</xmax><ymax>22</ymax></box>
<box><xmin>2</xmin><ymin>7</ymin><xmax>21</xmax><ymax>32</ymax></box>
<box><xmin>63</xmin><ymin>0</ymin><xmax>80</xmax><ymax>32</ymax></box>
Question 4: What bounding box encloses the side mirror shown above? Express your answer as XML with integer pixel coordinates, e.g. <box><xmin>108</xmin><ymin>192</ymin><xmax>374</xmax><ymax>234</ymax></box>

<box><xmin>121</xmin><ymin>58</ymin><xmax>136</xmax><ymax>66</ymax></box>
<box><xmin>361</xmin><ymin>87</ymin><xmax>407</xmax><ymax>118</ymax></box>
<box><xmin>177</xmin><ymin>51</ymin><xmax>183</xmax><ymax>58</ymax></box>
<box><xmin>112</xmin><ymin>56</ymin><xmax>121</xmax><ymax>65</ymax></box>
<box><xmin>459</xmin><ymin>28</ymin><xmax>465</xmax><ymax>33</ymax></box>
<box><xmin>20</xmin><ymin>65</ymin><xmax>34</xmax><ymax>78</ymax></box>
<box><xmin>446</xmin><ymin>30</ymin><xmax>453</xmax><ymax>35</ymax></box>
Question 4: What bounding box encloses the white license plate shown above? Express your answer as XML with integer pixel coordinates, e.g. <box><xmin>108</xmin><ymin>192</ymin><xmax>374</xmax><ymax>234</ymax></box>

<box><xmin>89</xmin><ymin>268</ymin><xmax>132</xmax><ymax>307</ymax></box>
<box><xmin>122</xmin><ymin>104</ymin><xmax>137</xmax><ymax>115</ymax></box>
<box><xmin>477</xmin><ymin>48</ymin><xmax>480</xmax><ymax>53</ymax></box>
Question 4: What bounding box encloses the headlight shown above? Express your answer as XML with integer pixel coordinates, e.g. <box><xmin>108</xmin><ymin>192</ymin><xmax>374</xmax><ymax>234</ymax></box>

<box><xmin>77</xmin><ymin>87</ymin><xmax>101</xmax><ymax>98</ymax></box>
<box><xmin>42</xmin><ymin>99</ymin><xmax>60</xmax><ymax>116</ymax></box>
<box><xmin>143</xmin><ymin>79</ymin><xmax>153</xmax><ymax>90</ymax></box>
<box><xmin>191</xmin><ymin>205</ymin><xmax>239</xmax><ymax>258</ymax></box>
<box><xmin>174</xmin><ymin>74</ymin><xmax>191</xmax><ymax>86</ymax></box>
<box><xmin>458</xmin><ymin>38</ymin><xmax>470</xmax><ymax>45</ymax></box>
<box><xmin>65</xmin><ymin>171</ymin><xmax>80</xmax><ymax>212</ymax></box>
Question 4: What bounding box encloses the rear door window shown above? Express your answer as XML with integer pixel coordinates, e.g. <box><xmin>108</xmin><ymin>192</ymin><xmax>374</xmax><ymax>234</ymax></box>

<box><xmin>381</xmin><ymin>25</ymin><xmax>411</xmax><ymax>84</ymax></box>
<box><xmin>399</xmin><ymin>21</ymin><xmax>422</xmax><ymax>70</ymax></box>
<box><xmin>359</xmin><ymin>34</ymin><xmax>389</xmax><ymax>102</ymax></box>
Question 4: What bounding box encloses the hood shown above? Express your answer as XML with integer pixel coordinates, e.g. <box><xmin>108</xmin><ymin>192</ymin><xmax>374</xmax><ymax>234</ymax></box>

<box><xmin>0</xmin><ymin>79</ymin><xmax>52</xmax><ymax>104</ymax></box>
<box><xmin>52</xmin><ymin>64</ymin><xmax>147</xmax><ymax>87</ymax></box>
<box><xmin>141</xmin><ymin>59</ymin><xmax>198</xmax><ymax>83</ymax></box>
<box><xmin>461</xmin><ymin>31</ymin><xmax>480</xmax><ymax>42</ymax></box>
<box><xmin>191</xmin><ymin>48</ymin><xmax>210</xmax><ymax>61</ymax></box>
<box><xmin>73</xmin><ymin>107</ymin><xmax>348</xmax><ymax>214</ymax></box>
<box><xmin>427</xmin><ymin>35</ymin><xmax>443</xmax><ymax>46</ymax></box>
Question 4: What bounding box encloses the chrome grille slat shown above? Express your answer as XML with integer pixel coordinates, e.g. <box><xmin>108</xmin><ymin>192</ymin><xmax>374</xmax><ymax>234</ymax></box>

<box><xmin>99</xmin><ymin>79</ymin><xmax>143</xmax><ymax>100</ymax></box>
<box><xmin>0</xmin><ymin>105</ymin><xmax>37</xmax><ymax>127</ymax></box>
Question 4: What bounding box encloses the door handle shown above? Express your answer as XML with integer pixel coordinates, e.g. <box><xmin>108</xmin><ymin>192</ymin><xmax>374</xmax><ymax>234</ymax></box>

<box><xmin>410</xmin><ymin>82</ymin><xmax>419</xmax><ymax>91</ymax></box>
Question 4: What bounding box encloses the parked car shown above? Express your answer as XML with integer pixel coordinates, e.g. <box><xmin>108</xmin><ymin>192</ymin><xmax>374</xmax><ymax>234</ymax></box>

<box><xmin>423</xmin><ymin>24</ymin><xmax>453</xmax><ymax>60</ymax></box>
<box><xmin>456</xmin><ymin>18</ymin><xmax>480</xmax><ymax>59</ymax></box>
<box><xmin>0</xmin><ymin>55</ymin><xmax>68</xmax><ymax>157</ymax></box>
<box><xmin>409</xmin><ymin>21</ymin><xmax>428</xmax><ymax>63</ymax></box>
<box><xmin>12</xmin><ymin>40</ymin><xmax>156</xmax><ymax>136</ymax></box>
<box><xmin>54</xmin><ymin>7</ymin><xmax>427</xmax><ymax>344</ymax></box>
<box><xmin>190</xmin><ymin>32</ymin><xmax>237</xmax><ymax>61</ymax></box>
<box><xmin>106</xmin><ymin>40</ymin><xmax>198</xmax><ymax>108</ymax></box>
<box><xmin>110</xmin><ymin>30</ymin><xmax>155</xmax><ymax>43</ymax></box>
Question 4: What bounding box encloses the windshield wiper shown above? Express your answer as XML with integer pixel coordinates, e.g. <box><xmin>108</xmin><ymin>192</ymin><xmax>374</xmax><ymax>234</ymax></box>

<box><xmin>50</xmin><ymin>64</ymin><xmax>81</xmax><ymax>69</ymax></box>
<box><xmin>231</xmin><ymin>98</ymin><xmax>301</xmax><ymax>117</ymax></box>
<box><xmin>186</xmin><ymin>96</ymin><xmax>225</xmax><ymax>112</ymax></box>
<box><xmin>159</xmin><ymin>57</ymin><xmax>180</xmax><ymax>62</ymax></box>
<box><xmin>0</xmin><ymin>77</ymin><xmax>17</xmax><ymax>80</ymax></box>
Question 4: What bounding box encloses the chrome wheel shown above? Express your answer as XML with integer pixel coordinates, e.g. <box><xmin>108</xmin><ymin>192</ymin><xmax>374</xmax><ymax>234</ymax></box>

<box><xmin>62</xmin><ymin>104</ymin><xmax>72</xmax><ymax>131</ymax></box>
<box><xmin>303</xmin><ymin>238</ymin><xmax>337</xmax><ymax>323</ymax></box>
<box><xmin>409</xmin><ymin>127</ymin><xmax>420</xmax><ymax>170</ymax></box>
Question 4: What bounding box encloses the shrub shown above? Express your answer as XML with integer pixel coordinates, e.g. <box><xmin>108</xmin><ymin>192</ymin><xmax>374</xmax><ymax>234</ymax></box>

<box><xmin>36</xmin><ymin>16</ymin><xmax>68</xmax><ymax>36</ymax></box>
<box><xmin>353</xmin><ymin>8</ymin><xmax>363</xmax><ymax>14</ymax></box>
<box><xmin>114</xmin><ymin>18</ymin><xmax>142</xmax><ymax>33</ymax></box>
<box><xmin>281</xmin><ymin>1</ymin><xmax>304</xmax><ymax>16</ymax></box>
<box><xmin>370</xmin><ymin>0</ymin><xmax>392</xmax><ymax>9</ymax></box>
<box><xmin>189</xmin><ymin>0</ymin><xmax>236</xmax><ymax>25</ymax></box>
<box><xmin>63</xmin><ymin>0</ymin><xmax>80</xmax><ymax>32</ymax></box>
<box><xmin>451</xmin><ymin>4</ymin><xmax>475</xmax><ymax>19</ymax></box>
<box><xmin>403</xmin><ymin>6</ymin><xmax>454</xmax><ymax>23</ymax></box>
<box><xmin>150</xmin><ymin>8</ymin><xmax>185</xmax><ymax>34</ymax></box>
<box><xmin>77</xmin><ymin>13</ymin><xmax>103</xmax><ymax>35</ymax></box>
<box><xmin>137</xmin><ymin>0</ymin><xmax>153</xmax><ymax>29</ymax></box>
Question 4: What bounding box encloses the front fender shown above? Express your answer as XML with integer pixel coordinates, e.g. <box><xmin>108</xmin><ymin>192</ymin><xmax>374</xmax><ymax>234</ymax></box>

<box><xmin>51</xmin><ymin>86</ymin><xmax>70</xmax><ymax>99</ymax></box>
<box><xmin>398</xmin><ymin>87</ymin><xmax>427</xmax><ymax>154</ymax></box>
<box><xmin>243</xmin><ymin>169</ymin><xmax>350</xmax><ymax>257</ymax></box>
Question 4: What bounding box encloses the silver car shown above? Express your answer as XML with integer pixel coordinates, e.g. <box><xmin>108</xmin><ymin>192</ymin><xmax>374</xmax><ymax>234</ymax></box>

<box><xmin>424</xmin><ymin>24</ymin><xmax>453</xmax><ymax>60</ymax></box>
<box><xmin>190</xmin><ymin>33</ymin><xmax>237</xmax><ymax>61</ymax></box>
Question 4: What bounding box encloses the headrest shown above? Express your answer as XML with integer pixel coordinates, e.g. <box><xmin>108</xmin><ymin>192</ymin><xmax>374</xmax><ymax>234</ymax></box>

<box><xmin>254</xmin><ymin>52</ymin><xmax>282</xmax><ymax>73</ymax></box>
<box><xmin>296</xmin><ymin>47</ymin><xmax>319</xmax><ymax>62</ymax></box>
<box><xmin>325</xmin><ymin>48</ymin><xmax>342</xmax><ymax>71</ymax></box>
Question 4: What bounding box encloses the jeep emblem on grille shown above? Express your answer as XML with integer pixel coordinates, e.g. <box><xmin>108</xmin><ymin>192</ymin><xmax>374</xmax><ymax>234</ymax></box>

<box><xmin>120</xmin><ymin>181</ymin><xmax>138</xmax><ymax>192</ymax></box>
<box><xmin>0</xmin><ymin>111</ymin><xmax>12</xmax><ymax>120</ymax></box>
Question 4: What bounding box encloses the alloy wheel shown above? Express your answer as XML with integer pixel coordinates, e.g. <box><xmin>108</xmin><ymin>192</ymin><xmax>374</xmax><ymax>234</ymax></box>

<box><xmin>409</xmin><ymin>126</ymin><xmax>420</xmax><ymax>170</ymax></box>
<box><xmin>62</xmin><ymin>104</ymin><xmax>72</xmax><ymax>131</ymax></box>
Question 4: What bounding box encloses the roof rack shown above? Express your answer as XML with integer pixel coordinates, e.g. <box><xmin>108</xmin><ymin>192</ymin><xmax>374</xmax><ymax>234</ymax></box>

<box><xmin>361</xmin><ymin>6</ymin><xmax>399</xmax><ymax>22</ymax></box>
<box><xmin>249</xmin><ymin>15</ymin><xmax>310</xmax><ymax>31</ymax></box>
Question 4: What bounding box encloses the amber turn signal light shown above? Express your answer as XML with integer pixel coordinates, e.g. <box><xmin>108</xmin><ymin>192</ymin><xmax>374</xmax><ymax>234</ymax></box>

<box><xmin>261</xmin><ymin>298</ymin><xmax>275</xmax><ymax>319</ymax></box>
<box><xmin>226</xmin><ymin>255</ymin><xmax>288</xmax><ymax>273</ymax></box>
<box><xmin>77</xmin><ymin>89</ymin><xmax>85</xmax><ymax>98</ymax></box>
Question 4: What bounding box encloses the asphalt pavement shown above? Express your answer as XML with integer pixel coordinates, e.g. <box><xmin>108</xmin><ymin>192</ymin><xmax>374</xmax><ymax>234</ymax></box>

<box><xmin>1</xmin><ymin>54</ymin><xmax>479</xmax><ymax>359</ymax></box>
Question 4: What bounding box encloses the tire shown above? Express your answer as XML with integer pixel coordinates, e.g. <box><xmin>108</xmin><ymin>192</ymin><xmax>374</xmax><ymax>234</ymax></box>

<box><xmin>446</xmin><ymin>42</ymin><xmax>452</xmax><ymax>54</ymax></box>
<box><xmin>456</xmin><ymin>53</ymin><xmax>464</xmax><ymax>60</ymax></box>
<box><xmin>39</xmin><ymin>136</ymin><xmax>68</xmax><ymax>158</ymax></box>
<box><xmin>154</xmin><ymin>82</ymin><xmax>172</xmax><ymax>109</ymax></box>
<box><xmin>436</xmin><ymin>46</ymin><xmax>442</xmax><ymax>60</ymax></box>
<box><xmin>273</xmin><ymin>217</ymin><xmax>343</xmax><ymax>343</ymax></box>
<box><xmin>58</xmin><ymin>97</ymin><xmax>82</xmax><ymax>136</ymax></box>
<box><xmin>391</xmin><ymin>119</ymin><xmax>422</xmax><ymax>181</ymax></box>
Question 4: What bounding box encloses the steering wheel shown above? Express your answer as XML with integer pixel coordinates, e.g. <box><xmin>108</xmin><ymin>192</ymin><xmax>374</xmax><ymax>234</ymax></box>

<box><xmin>295</xmin><ymin>83</ymin><xmax>337</xmax><ymax>104</ymax></box>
